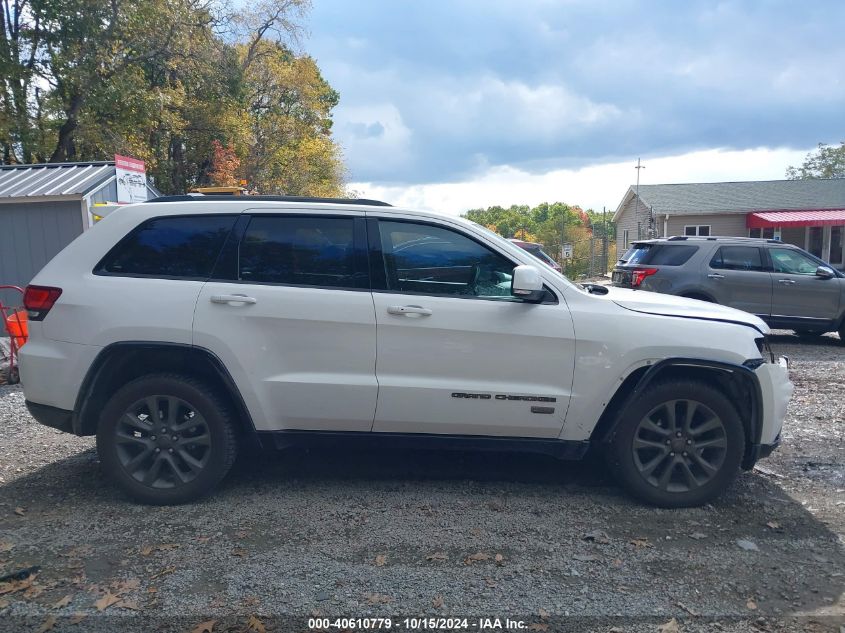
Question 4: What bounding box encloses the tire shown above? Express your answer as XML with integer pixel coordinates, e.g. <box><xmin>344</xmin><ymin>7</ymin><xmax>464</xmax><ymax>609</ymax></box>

<box><xmin>96</xmin><ymin>373</ymin><xmax>238</xmax><ymax>504</ymax></box>
<box><xmin>606</xmin><ymin>380</ymin><xmax>745</xmax><ymax>508</ymax></box>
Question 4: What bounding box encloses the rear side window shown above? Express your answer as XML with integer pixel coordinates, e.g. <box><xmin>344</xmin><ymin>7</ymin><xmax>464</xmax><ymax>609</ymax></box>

<box><xmin>620</xmin><ymin>244</ymin><xmax>697</xmax><ymax>266</ymax></box>
<box><xmin>238</xmin><ymin>216</ymin><xmax>356</xmax><ymax>288</ymax></box>
<box><xmin>710</xmin><ymin>246</ymin><xmax>766</xmax><ymax>271</ymax></box>
<box><xmin>98</xmin><ymin>215</ymin><xmax>236</xmax><ymax>278</ymax></box>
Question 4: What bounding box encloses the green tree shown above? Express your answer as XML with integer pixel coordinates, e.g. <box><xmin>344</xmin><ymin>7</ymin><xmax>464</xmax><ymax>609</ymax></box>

<box><xmin>786</xmin><ymin>142</ymin><xmax>845</xmax><ymax>179</ymax></box>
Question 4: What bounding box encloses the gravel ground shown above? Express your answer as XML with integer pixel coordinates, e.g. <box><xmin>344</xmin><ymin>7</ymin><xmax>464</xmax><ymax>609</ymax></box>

<box><xmin>0</xmin><ymin>332</ymin><xmax>843</xmax><ymax>633</ymax></box>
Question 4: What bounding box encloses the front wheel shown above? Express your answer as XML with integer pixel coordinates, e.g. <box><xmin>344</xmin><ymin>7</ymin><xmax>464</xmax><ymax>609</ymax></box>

<box><xmin>607</xmin><ymin>380</ymin><xmax>745</xmax><ymax>507</ymax></box>
<box><xmin>96</xmin><ymin>374</ymin><xmax>238</xmax><ymax>504</ymax></box>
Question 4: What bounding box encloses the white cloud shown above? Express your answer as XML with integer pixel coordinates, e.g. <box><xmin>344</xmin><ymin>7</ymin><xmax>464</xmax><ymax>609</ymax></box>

<box><xmin>350</xmin><ymin>146</ymin><xmax>811</xmax><ymax>217</ymax></box>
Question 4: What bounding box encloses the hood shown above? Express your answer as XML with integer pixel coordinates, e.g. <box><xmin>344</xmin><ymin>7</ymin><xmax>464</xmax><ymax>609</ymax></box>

<box><xmin>608</xmin><ymin>287</ymin><xmax>769</xmax><ymax>334</ymax></box>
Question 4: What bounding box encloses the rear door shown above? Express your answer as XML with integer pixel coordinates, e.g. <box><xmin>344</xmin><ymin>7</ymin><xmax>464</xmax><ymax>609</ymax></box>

<box><xmin>368</xmin><ymin>216</ymin><xmax>574</xmax><ymax>438</ymax></box>
<box><xmin>192</xmin><ymin>211</ymin><xmax>378</xmax><ymax>433</ymax></box>
<box><xmin>768</xmin><ymin>246</ymin><xmax>841</xmax><ymax>321</ymax></box>
<box><xmin>704</xmin><ymin>245</ymin><xmax>772</xmax><ymax>317</ymax></box>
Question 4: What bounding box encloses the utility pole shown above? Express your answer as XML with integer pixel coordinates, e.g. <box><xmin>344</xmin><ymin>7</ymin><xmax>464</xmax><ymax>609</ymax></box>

<box><xmin>635</xmin><ymin>158</ymin><xmax>645</xmax><ymax>239</ymax></box>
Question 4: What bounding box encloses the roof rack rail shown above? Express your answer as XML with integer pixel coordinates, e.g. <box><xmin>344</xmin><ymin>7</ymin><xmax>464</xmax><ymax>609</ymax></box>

<box><xmin>147</xmin><ymin>194</ymin><xmax>392</xmax><ymax>206</ymax></box>
<box><xmin>664</xmin><ymin>235</ymin><xmax>780</xmax><ymax>243</ymax></box>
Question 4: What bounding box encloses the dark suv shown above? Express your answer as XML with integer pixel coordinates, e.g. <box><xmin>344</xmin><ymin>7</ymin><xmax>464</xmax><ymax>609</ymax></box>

<box><xmin>613</xmin><ymin>236</ymin><xmax>845</xmax><ymax>339</ymax></box>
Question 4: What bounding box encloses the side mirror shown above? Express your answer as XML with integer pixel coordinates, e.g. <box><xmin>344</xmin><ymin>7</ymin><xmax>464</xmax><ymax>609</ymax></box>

<box><xmin>511</xmin><ymin>265</ymin><xmax>546</xmax><ymax>302</ymax></box>
<box><xmin>816</xmin><ymin>265</ymin><xmax>836</xmax><ymax>279</ymax></box>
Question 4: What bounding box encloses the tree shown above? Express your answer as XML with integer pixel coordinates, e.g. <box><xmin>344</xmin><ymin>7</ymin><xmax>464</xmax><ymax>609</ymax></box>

<box><xmin>0</xmin><ymin>0</ymin><xmax>346</xmax><ymax>196</ymax></box>
<box><xmin>786</xmin><ymin>142</ymin><xmax>845</xmax><ymax>179</ymax></box>
<box><xmin>208</xmin><ymin>140</ymin><xmax>241</xmax><ymax>187</ymax></box>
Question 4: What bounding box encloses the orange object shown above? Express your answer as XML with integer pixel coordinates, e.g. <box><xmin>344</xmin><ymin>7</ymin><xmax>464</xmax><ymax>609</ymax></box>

<box><xmin>5</xmin><ymin>310</ymin><xmax>28</xmax><ymax>348</ymax></box>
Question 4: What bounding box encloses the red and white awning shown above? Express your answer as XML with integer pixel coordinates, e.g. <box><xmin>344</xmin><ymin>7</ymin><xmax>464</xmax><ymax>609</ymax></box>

<box><xmin>747</xmin><ymin>209</ymin><xmax>845</xmax><ymax>228</ymax></box>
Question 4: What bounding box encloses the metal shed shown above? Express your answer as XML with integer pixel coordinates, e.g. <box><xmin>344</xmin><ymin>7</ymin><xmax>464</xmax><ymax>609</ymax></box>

<box><xmin>0</xmin><ymin>162</ymin><xmax>159</xmax><ymax>305</ymax></box>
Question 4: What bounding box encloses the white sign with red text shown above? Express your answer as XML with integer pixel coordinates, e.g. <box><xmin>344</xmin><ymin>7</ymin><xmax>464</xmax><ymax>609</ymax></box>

<box><xmin>115</xmin><ymin>154</ymin><xmax>147</xmax><ymax>203</ymax></box>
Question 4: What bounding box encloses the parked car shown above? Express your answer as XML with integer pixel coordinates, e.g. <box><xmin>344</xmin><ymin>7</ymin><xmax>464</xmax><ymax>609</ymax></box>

<box><xmin>613</xmin><ymin>236</ymin><xmax>845</xmax><ymax>339</ymax></box>
<box><xmin>20</xmin><ymin>196</ymin><xmax>791</xmax><ymax>507</ymax></box>
<box><xmin>509</xmin><ymin>239</ymin><xmax>562</xmax><ymax>272</ymax></box>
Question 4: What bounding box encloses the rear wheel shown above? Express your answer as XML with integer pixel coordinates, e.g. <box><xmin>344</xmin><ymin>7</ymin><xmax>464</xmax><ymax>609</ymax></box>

<box><xmin>96</xmin><ymin>374</ymin><xmax>238</xmax><ymax>504</ymax></box>
<box><xmin>607</xmin><ymin>380</ymin><xmax>745</xmax><ymax>507</ymax></box>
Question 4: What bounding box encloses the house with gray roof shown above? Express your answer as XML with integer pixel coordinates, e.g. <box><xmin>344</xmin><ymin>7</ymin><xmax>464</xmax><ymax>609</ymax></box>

<box><xmin>613</xmin><ymin>178</ymin><xmax>845</xmax><ymax>267</ymax></box>
<box><xmin>0</xmin><ymin>161</ymin><xmax>159</xmax><ymax>304</ymax></box>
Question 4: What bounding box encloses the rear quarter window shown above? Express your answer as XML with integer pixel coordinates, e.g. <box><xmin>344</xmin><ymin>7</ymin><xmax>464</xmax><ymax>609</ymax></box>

<box><xmin>96</xmin><ymin>215</ymin><xmax>237</xmax><ymax>279</ymax></box>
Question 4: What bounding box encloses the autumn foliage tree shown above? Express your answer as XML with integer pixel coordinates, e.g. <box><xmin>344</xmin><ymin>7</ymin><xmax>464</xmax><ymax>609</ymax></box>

<box><xmin>0</xmin><ymin>0</ymin><xmax>347</xmax><ymax>196</ymax></box>
<box><xmin>208</xmin><ymin>141</ymin><xmax>241</xmax><ymax>187</ymax></box>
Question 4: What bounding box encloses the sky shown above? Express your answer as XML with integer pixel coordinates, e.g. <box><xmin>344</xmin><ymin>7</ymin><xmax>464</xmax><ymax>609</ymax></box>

<box><xmin>306</xmin><ymin>1</ymin><xmax>845</xmax><ymax>216</ymax></box>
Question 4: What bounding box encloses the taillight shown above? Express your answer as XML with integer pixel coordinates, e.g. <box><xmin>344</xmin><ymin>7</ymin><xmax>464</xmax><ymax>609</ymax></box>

<box><xmin>23</xmin><ymin>285</ymin><xmax>62</xmax><ymax>321</ymax></box>
<box><xmin>630</xmin><ymin>268</ymin><xmax>658</xmax><ymax>288</ymax></box>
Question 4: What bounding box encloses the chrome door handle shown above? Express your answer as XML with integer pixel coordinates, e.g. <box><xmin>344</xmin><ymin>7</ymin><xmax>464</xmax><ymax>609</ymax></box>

<box><xmin>777</xmin><ymin>279</ymin><xmax>796</xmax><ymax>285</ymax></box>
<box><xmin>210</xmin><ymin>294</ymin><xmax>257</xmax><ymax>304</ymax></box>
<box><xmin>707</xmin><ymin>273</ymin><xmax>725</xmax><ymax>279</ymax></box>
<box><xmin>387</xmin><ymin>305</ymin><xmax>433</xmax><ymax>316</ymax></box>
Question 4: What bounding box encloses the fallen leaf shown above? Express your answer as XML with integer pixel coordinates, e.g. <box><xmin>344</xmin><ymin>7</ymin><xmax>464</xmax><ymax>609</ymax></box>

<box><xmin>495</xmin><ymin>553</ymin><xmax>504</xmax><ymax>565</ymax></box>
<box><xmin>241</xmin><ymin>596</ymin><xmax>260</xmax><ymax>608</ymax></box>
<box><xmin>196</xmin><ymin>536</ymin><xmax>211</xmax><ymax>543</ymax></box>
<box><xmin>365</xmin><ymin>592</ymin><xmax>392</xmax><ymax>605</ymax></box>
<box><xmin>538</xmin><ymin>608</ymin><xmax>550</xmax><ymax>619</ymax></box>
<box><xmin>94</xmin><ymin>591</ymin><xmax>121</xmax><ymax>611</ymax></box>
<box><xmin>747</xmin><ymin>598</ymin><xmax>758</xmax><ymax>610</ymax></box>
<box><xmin>737</xmin><ymin>539</ymin><xmax>759</xmax><ymax>551</ymax></box>
<box><xmin>0</xmin><ymin>598</ymin><xmax>8</xmax><ymax>608</ymax></box>
<box><xmin>13</xmin><ymin>507</ymin><xmax>25</xmax><ymax>517</ymax></box>
<box><xmin>116</xmin><ymin>599</ymin><xmax>141</xmax><ymax>610</ymax></box>
<box><xmin>658</xmin><ymin>617</ymin><xmax>680</xmax><ymax>633</ymax></box>
<box><xmin>52</xmin><ymin>594</ymin><xmax>72</xmax><ymax>609</ymax></box>
<box><xmin>36</xmin><ymin>615</ymin><xmax>56</xmax><ymax>633</ymax></box>
<box><xmin>247</xmin><ymin>615</ymin><xmax>266</xmax><ymax>633</ymax></box>
<box><xmin>231</xmin><ymin>547</ymin><xmax>248</xmax><ymax>558</ymax></box>
<box><xmin>0</xmin><ymin>574</ymin><xmax>37</xmax><ymax>596</ymax></box>
<box><xmin>112</xmin><ymin>578</ymin><xmax>140</xmax><ymax>594</ymax></box>
<box><xmin>464</xmin><ymin>552</ymin><xmax>490</xmax><ymax>565</ymax></box>
<box><xmin>528</xmin><ymin>624</ymin><xmax>549</xmax><ymax>632</ymax></box>
<box><xmin>484</xmin><ymin>577</ymin><xmax>497</xmax><ymax>588</ymax></box>
<box><xmin>140</xmin><ymin>545</ymin><xmax>154</xmax><ymax>556</ymax></box>
<box><xmin>191</xmin><ymin>620</ymin><xmax>216</xmax><ymax>633</ymax></box>
<box><xmin>766</xmin><ymin>521</ymin><xmax>780</xmax><ymax>530</ymax></box>
<box><xmin>582</xmin><ymin>529</ymin><xmax>610</xmax><ymax>544</ymax></box>
<box><xmin>375</xmin><ymin>554</ymin><xmax>387</xmax><ymax>567</ymax></box>
<box><xmin>612</xmin><ymin>558</ymin><xmax>623</xmax><ymax>568</ymax></box>
<box><xmin>572</xmin><ymin>553</ymin><xmax>598</xmax><ymax>562</ymax></box>
<box><xmin>432</xmin><ymin>595</ymin><xmax>444</xmax><ymax>609</ymax></box>
<box><xmin>426</xmin><ymin>552</ymin><xmax>447</xmax><ymax>561</ymax></box>
<box><xmin>69</xmin><ymin>613</ymin><xmax>87</xmax><ymax>625</ymax></box>
<box><xmin>147</xmin><ymin>587</ymin><xmax>158</xmax><ymax>594</ymax></box>
<box><xmin>150</xmin><ymin>566</ymin><xmax>175</xmax><ymax>579</ymax></box>
<box><xmin>0</xmin><ymin>541</ymin><xmax>12</xmax><ymax>553</ymax></box>
<box><xmin>689</xmin><ymin>532</ymin><xmax>707</xmax><ymax>540</ymax></box>
<box><xmin>629</xmin><ymin>537</ymin><xmax>653</xmax><ymax>549</ymax></box>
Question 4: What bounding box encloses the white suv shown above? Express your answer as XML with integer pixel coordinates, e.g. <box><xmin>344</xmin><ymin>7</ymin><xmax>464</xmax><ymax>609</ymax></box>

<box><xmin>19</xmin><ymin>195</ymin><xmax>793</xmax><ymax>507</ymax></box>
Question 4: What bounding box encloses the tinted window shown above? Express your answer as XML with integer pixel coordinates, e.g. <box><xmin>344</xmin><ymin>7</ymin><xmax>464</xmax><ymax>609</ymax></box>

<box><xmin>379</xmin><ymin>221</ymin><xmax>515</xmax><ymax>298</ymax></box>
<box><xmin>99</xmin><ymin>215</ymin><xmax>236</xmax><ymax>278</ymax></box>
<box><xmin>239</xmin><ymin>216</ymin><xmax>356</xmax><ymax>287</ymax></box>
<box><xmin>710</xmin><ymin>246</ymin><xmax>765</xmax><ymax>271</ymax></box>
<box><xmin>620</xmin><ymin>244</ymin><xmax>697</xmax><ymax>266</ymax></box>
<box><xmin>769</xmin><ymin>247</ymin><xmax>820</xmax><ymax>275</ymax></box>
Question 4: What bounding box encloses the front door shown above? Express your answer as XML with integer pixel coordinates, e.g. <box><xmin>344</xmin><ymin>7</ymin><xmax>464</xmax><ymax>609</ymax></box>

<box><xmin>768</xmin><ymin>246</ymin><xmax>841</xmax><ymax>322</ymax></box>
<box><xmin>704</xmin><ymin>245</ymin><xmax>772</xmax><ymax>317</ymax></box>
<box><xmin>368</xmin><ymin>217</ymin><xmax>575</xmax><ymax>438</ymax></box>
<box><xmin>193</xmin><ymin>212</ymin><xmax>378</xmax><ymax>432</ymax></box>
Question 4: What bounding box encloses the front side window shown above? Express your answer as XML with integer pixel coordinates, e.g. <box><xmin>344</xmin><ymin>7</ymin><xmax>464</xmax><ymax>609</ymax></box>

<box><xmin>378</xmin><ymin>221</ymin><xmax>515</xmax><ymax>298</ymax></box>
<box><xmin>238</xmin><ymin>216</ymin><xmax>357</xmax><ymax>288</ymax></box>
<box><xmin>769</xmin><ymin>247</ymin><xmax>820</xmax><ymax>275</ymax></box>
<box><xmin>710</xmin><ymin>246</ymin><xmax>765</xmax><ymax>271</ymax></box>
<box><xmin>98</xmin><ymin>215</ymin><xmax>237</xmax><ymax>278</ymax></box>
